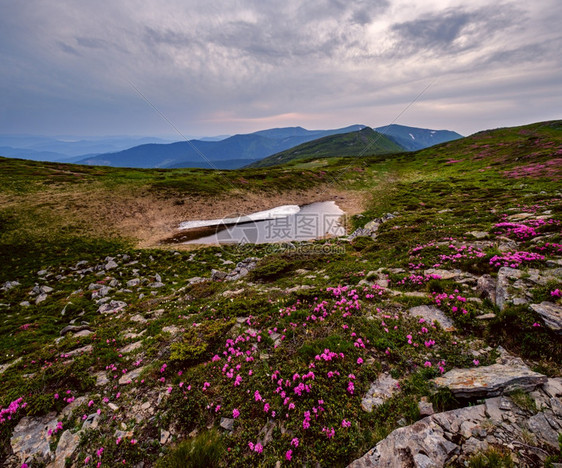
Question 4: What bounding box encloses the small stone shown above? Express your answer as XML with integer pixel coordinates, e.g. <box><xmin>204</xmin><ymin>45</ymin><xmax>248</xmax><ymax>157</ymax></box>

<box><xmin>467</xmin><ymin>231</ymin><xmax>489</xmax><ymax>239</ymax></box>
<box><xmin>361</xmin><ymin>373</ymin><xmax>400</xmax><ymax>412</ymax></box>
<box><xmin>418</xmin><ymin>398</ymin><xmax>434</xmax><ymax>416</ymax></box>
<box><xmin>108</xmin><ymin>403</ymin><xmax>119</xmax><ymax>411</ymax></box>
<box><xmin>476</xmin><ymin>313</ymin><xmax>496</xmax><ymax>320</ymax></box>
<box><xmin>60</xmin><ymin>324</ymin><xmax>92</xmax><ymax>336</ymax></box>
<box><xmin>63</xmin><ymin>345</ymin><xmax>93</xmax><ymax>358</ymax></box>
<box><xmin>105</xmin><ymin>260</ymin><xmax>118</xmax><ymax>270</ymax></box>
<box><xmin>407</xmin><ymin>305</ymin><xmax>455</xmax><ymax>332</ymax></box>
<box><xmin>160</xmin><ymin>429</ymin><xmax>170</xmax><ymax>445</ymax></box>
<box><xmin>220</xmin><ymin>417</ymin><xmax>235</xmax><ymax>431</ymax></box>
<box><xmin>82</xmin><ymin>413</ymin><xmax>100</xmax><ymax>430</ymax></box>
<box><xmin>127</xmin><ymin>278</ymin><xmax>140</xmax><ymax>287</ymax></box>
<box><xmin>94</xmin><ymin>371</ymin><xmax>109</xmax><ymax>386</ymax></box>
<box><xmin>98</xmin><ymin>300</ymin><xmax>127</xmax><ymax>314</ymax></box>
<box><xmin>130</xmin><ymin>314</ymin><xmax>147</xmax><ymax>323</ymax></box>
<box><xmin>36</xmin><ymin>293</ymin><xmax>48</xmax><ymax>304</ymax></box>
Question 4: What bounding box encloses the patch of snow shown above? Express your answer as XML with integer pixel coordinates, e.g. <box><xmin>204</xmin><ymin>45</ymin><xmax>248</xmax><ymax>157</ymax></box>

<box><xmin>409</xmin><ymin>133</ymin><xmax>415</xmax><ymax>140</ymax></box>
<box><xmin>179</xmin><ymin>205</ymin><xmax>302</xmax><ymax>230</ymax></box>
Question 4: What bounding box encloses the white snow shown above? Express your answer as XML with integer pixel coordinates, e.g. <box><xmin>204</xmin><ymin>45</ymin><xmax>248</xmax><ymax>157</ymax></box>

<box><xmin>179</xmin><ymin>205</ymin><xmax>301</xmax><ymax>230</ymax></box>
<box><xmin>409</xmin><ymin>133</ymin><xmax>415</xmax><ymax>140</ymax></box>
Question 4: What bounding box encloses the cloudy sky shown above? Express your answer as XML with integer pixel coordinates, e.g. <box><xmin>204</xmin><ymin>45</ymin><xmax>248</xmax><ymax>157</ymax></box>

<box><xmin>1</xmin><ymin>0</ymin><xmax>561</xmax><ymax>137</ymax></box>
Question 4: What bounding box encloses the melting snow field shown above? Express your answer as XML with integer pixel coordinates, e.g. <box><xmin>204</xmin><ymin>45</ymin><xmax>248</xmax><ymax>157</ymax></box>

<box><xmin>178</xmin><ymin>201</ymin><xmax>345</xmax><ymax>244</ymax></box>
<box><xmin>179</xmin><ymin>205</ymin><xmax>301</xmax><ymax>230</ymax></box>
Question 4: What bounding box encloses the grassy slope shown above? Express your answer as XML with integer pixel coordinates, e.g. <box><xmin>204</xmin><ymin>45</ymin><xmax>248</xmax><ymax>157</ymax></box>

<box><xmin>247</xmin><ymin>127</ymin><xmax>404</xmax><ymax>168</ymax></box>
<box><xmin>0</xmin><ymin>121</ymin><xmax>561</xmax><ymax>466</ymax></box>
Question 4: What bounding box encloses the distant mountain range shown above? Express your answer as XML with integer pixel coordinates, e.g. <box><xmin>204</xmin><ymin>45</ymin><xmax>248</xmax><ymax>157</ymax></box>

<box><xmin>75</xmin><ymin>125</ymin><xmax>367</xmax><ymax>169</ymax></box>
<box><xmin>374</xmin><ymin>124</ymin><xmax>463</xmax><ymax>151</ymax></box>
<box><xmin>0</xmin><ymin>135</ymin><xmax>176</xmax><ymax>162</ymax></box>
<box><xmin>0</xmin><ymin>125</ymin><xmax>462</xmax><ymax>169</ymax></box>
<box><xmin>247</xmin><ymin>127</ymin><xmax>404</xmax><ymax>168</ymax></box>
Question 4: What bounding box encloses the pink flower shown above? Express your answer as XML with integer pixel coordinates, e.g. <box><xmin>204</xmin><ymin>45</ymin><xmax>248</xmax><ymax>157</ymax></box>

<box><xmin>232</xmin><ymin>408</ymin><xmax>240</xmax><ymax>418</ymax></box>
<box><xmin>473</xmin><ymin>359</ymin><xmax>480</xmax><ymax>366</ymax></box>
<box><xmin>291</xmin><ymin>437</ymin><xmax>299</xmax><ymax>447</ymax></box>
<box><xmin>286</xmin><ymin>449</ymin><xmax>293</xmax><ymax>460</ymax></box>
<box><xmin>424</xmin><ymin>361</ymin><xmax>432</xmax><ymax>367</ymax></box>
<box><xmin>356</xmin><ymin>358</ymin><xmax>364</xmax><ymax>365</ymax></box>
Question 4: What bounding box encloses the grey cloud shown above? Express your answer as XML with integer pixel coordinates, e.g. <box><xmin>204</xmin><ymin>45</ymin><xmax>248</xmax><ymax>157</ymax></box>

<box><xmin>390</xmin><ymin>4</ymin><xmax>522</xmax><ymax>56</ymax></box>
<box><xmin>75</xmin><ymin>37</ymin><xmax>109</xmax><ymax>49</ymax></box>
<box><xmin>57</xmin><ymin>41</ymin><xmax>82</xmax><ymax>56</ymax></box>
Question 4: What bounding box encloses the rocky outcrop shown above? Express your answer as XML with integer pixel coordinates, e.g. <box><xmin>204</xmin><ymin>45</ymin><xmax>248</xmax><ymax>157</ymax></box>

<box><xmin>529</xmin><ymin>302</ymin><xmax>562</xmax><ymax>334</ymax></box>
<box><xmin>211</xmin><ymin>257</ymin><xmax>259</xmax><ymax>281</ymax></box>
<box><xmin>348</xmin><ymin>213</ymin><xmax>396</xmax><ymax>240</ymax></box>
<box><xmin>349</xmin><ymin>378</ymin><xmax>562</xmax><ymax>467</ymax></box>
<box><xmin>98</xmin><ymin>300</ymin><xmax>127</xmax><ymax>314</ymax></box>
<box><xmin>10</xmin><ymin>412</ymin><xmax>58</xmax><ymax>465</ymax></box>
<box><xmin>49</xmin><ymin>430</ymin><xmax>81</xmax><ymax>468</ymax></box>
<box><xmin>432</xmin><ymin>363</ymin><xmax>547</xmax><ymax>399</ymax></box>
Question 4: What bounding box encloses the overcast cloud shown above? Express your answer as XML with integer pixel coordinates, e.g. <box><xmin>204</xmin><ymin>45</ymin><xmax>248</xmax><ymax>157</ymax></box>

<box><xmin>0</xmin><ymin>0</ymin><xmax>560</xmax><ymax>137</ymax></box>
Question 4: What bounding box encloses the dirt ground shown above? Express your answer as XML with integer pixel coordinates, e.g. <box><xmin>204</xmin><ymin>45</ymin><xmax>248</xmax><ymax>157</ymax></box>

<box><xmin>1</xmin><ymin>184</ymin><xmax>368</xmax><ymax>249</ymax></box>
<box><xmin>129</xmin><ymin>187</ymin><xmax>368</xmax><ymax>248</ymax></box>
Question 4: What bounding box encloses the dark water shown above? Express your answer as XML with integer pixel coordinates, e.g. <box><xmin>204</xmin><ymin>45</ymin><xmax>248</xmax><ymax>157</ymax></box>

<box><xmin>174</xmin><ymin>201</ymin><xmax>345</xmax><ymax>245</ymax></box>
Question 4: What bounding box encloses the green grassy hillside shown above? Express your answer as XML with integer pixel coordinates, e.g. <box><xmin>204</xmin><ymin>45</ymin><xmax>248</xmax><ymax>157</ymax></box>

<box><xmin>0</xmin><ymin>121</ymin><xmax>561</xmax><ymax>467</ymax></box>
<box><xmin>247</xmin><ymin>127</ymin><xmax>404</xmax><ymax>168</ymax></box>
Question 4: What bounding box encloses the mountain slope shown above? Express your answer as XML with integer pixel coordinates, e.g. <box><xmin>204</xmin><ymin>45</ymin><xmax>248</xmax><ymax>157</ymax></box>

<box><xmin>375</xmin><ymin>124</ymin><xmax>462</xmax><ymax>151</ymax></box>
<box><xmin>0</xmin><ymin>121</ymin><xmax>561</xmax><ymax>468</ymax></box>
<box><xmin>76</xmin><ymin>125</ymin><xmax>368</xmax><ymax>169</ymax></box>
<box><xmin>246</xmin><ymin>127</ymin><xmax>405</xmax><ymax>168</ymax></box>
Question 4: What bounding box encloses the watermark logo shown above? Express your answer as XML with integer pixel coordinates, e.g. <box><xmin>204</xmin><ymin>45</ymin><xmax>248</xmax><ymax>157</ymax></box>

<box><xmin>211</xmin><ymin>212</ymin><xmax>347</xmax><ymax>254</ymax></box>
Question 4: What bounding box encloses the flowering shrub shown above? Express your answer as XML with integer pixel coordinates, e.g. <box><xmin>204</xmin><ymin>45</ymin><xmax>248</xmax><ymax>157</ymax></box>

<box><xmin>0</xmin><ymin>398</ymin><xmax>26</xmax><ymax>424</ymax></box>
<box><xmin>489</xmin><ymin>251</ymin><xmax>545</xmax><ymax>269</ymax></box>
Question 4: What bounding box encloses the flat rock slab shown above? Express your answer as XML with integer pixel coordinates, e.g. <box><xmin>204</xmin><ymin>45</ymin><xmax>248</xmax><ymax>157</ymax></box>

<box><xmin>361</xmin><ymin>374</ymin><xmax>400</xmax><ymax>412</ymax></box>
<box><xmin>98</xmin><ymin>300</ymin><xmax>127</xmax><ymax>314</ymax></box>
<box><xmin>119</xmin><ymin>366</ymin><xmax>146</xmax><ymax>385</ymax></box>
<box><xmin>407</xmin><ymin>305</ymin><xmax>455</xmax><ymax>332</ymax></box>
<box><xmin>348</xmin><ymin>408</ymin><xmax>465</xmax><ymax>468</ymax></box>
<box><xmin>11</xmin><ymin>412</ymin><xmax>58</xmax><ymax>464</ymax></box>
<box><xmin>423</xmin><ymin>269</ymin><xmax>459</xmax><ymax>280</ymax></box>
<box><xmin>530</xmin><ymin>302</ymin><xmax>562</xmax><ymax>334</ymax></box>
<box><xmin>120</xmin><ymin>341</ymin><xmax>143</xmax><ymax>354</ymax></box>
<box><xmin>63</xmin><ymin>345</ymin><xmax>93</xmax><ymax>358</ymax></box>
<box><xmin>51</xmin><ymin>429</ymin><xmax>81</xmax><ymax>468</ymax></box>
<box><xmin>433</xmin><ymin>363</ymin><xmax>547</xmax><ymax>399</ymax></box>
